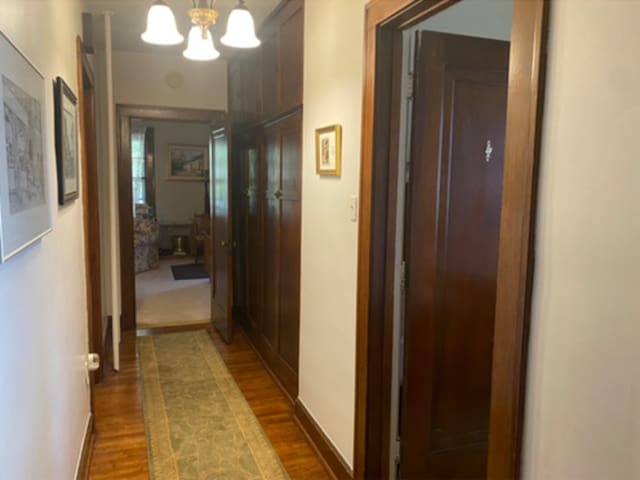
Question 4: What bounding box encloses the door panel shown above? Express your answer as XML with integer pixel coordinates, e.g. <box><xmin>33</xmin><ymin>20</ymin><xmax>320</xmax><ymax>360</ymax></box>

<box><xmin>277</xmin><ymin>114</ymin><xmax>302</xmax><ymax>372</ymax></box>
<box><xmin>261</xmin><ymin>32</ymin><xmax>278</xmax><ymax>120</ymax></box>
<box><xmin>244</xmin><ymin>145</ymin><xmax>262</xmax><ymax>334</ymax></box>
<box><xmin>263</xmin><ymin>126</ymin><xmax>280</xmax><ymax>349</ymax></box>
<box><xmin>246</xmin><ymin>112</ymin><xmax>302</xmax><ymax>399</ymax></box>
<box><xmin>278</xmin><ymin>5</ymin><xmax>304</xmax><ymax>112</ymax></box>
<box><xmin>400</xmin><ymin>32</ymin><xmax>509</xmax><ymax>480</ymax></box>
<box><xmin>211</xmin><ymin>126</ymin><xmax>233</xmax><ymax>343</ymax></box>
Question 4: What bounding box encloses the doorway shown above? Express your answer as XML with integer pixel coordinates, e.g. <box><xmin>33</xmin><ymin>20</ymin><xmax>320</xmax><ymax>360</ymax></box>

<box><xmin>353</xmin><ymin>0</ymin><xmax>549</xmax><ymax>479</ymax></box>
<box><xmin>131</xmin><ymin>118</ymin><xmax>211</xmax><ymax>330</ymax></box>
<box><xmin>116</xmin><ymin>106</ymin><xmax>226</xmax><ymax>332</ymax></box>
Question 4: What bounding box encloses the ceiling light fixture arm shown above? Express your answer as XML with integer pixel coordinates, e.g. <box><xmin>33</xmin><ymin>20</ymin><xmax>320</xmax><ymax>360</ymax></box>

<box><xmin>188</xmin><ymin>0</ymin><xmax>218</xmax><ymax>39</ymax></box>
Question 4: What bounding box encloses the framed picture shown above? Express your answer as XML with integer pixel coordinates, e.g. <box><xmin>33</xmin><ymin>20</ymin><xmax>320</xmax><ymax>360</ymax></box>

<box><xmin>315</xmin><ymin>124</ymin><xmax>342</xmax><ymax>176</ymax></box>
<box><xmin>54</xmin><ymin>76</ymin><xmax>79</xmax><ymax>205</ymax></box>
<box><xmin>168</xmin><ymin>144</ymin><xmax>209</xmax><ymax>181</ymax></box>
<box><xmin>0</xmin><ymin>31</ymin><xmax>52</xmax><ymax>263</ymax></box>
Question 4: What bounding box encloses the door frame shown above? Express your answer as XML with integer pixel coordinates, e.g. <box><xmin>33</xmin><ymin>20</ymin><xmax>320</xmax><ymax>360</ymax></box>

<box><xmin>116</xmin><ymin>105</ymin><xmax>226</xmax><ymax>330</ymax></box>
<box><xmin>76</xmin><ymin>36</ymin><xmax>103</xmax><ymax>386</ymax></box>
<box><xmin>353</xmin><ymin>1</ymin><xmax>550</xmax><ymax>479</ymax></box>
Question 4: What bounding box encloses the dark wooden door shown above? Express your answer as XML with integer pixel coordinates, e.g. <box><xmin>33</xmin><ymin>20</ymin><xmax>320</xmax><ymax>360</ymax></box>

<box><xmin>259</xmin><ymin>111</ymin><xmax>302</xmax><ymax>398</ymax></box>
<box><xmin>399</xmin><ymin>32</ymin><xmax>510</xmax><ymax>479</ymax></box>
<box><xmin>278</xmin><ymin>2</ymin><xmax>304</xmax><ymax>113</ymax></box>
<box><xmin>263</xmin><ymin>123</ymin><xmax>280</xmax><ymax>353</ymax></box>
<box><xmin>211</xmin><ymin>126</ymin><xmax>234</xmax><ymax>343</ymax></box>
<box><xmin>242</xmin><ymin>139</ymin><xmax>263</xmax><ymax>336</ymax></box>
<box><xmin>275</xmin><ymin>113</ymin><xmax>302</xmax><ymax>382</ymax></box>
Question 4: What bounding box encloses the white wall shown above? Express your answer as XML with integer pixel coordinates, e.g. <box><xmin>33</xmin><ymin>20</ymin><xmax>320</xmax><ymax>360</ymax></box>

<box><xmin>0</xmin><ymin>0</ymin><xmax>91</xmax><ymax>478</ymax></box>
<box><xmin>112</xmin><ymin>50</ymin><xmax>227</xmax><ymax>110</ymax></box>
<box><xmin>132</xmin><ymin>119</ymin><xmax>210</xmax><ymax>225</ymax></box>
<box><xmin>522</xmin><ymin>1</ymin><xmax>640</xmax><ymax>478</ymax></box>
<box><xmin>298</xmin><ymin>0</ymin><xmax>365</xmax><ymax>467</ymax></box>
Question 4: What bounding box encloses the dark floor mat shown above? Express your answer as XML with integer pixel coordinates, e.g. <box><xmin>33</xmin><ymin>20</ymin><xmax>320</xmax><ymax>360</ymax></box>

<box><xmin>171</xmin><ymin>263</ymin><xmax>209</xmax><ymax>280</ymax></box>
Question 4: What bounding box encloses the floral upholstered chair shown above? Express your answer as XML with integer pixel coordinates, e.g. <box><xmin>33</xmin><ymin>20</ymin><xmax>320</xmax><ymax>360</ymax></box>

<box><xmin>134</xmin><ymin>204</ymin><xmax>160</xmax><ymax>273</ymax></box>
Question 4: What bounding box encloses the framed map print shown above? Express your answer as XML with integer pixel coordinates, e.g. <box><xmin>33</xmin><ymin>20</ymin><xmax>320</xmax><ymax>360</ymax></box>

<box><xmin>0</xmin><ymin>31</ymin><xmax>52</xmax><ymax>263</ymax></box>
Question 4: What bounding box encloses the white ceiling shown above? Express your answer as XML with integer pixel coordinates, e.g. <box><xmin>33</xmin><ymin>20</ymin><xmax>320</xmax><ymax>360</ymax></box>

<box><xmin>83</xmin><ymin>0</ymin><xmax>282</xmax><ymax>55</ymax></box>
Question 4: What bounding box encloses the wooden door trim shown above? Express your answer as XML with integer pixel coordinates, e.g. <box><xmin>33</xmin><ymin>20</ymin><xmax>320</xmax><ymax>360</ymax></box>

<box><xmin>76</xmin><ymin>36</ymin><xmax>103</xmax><ymax>385</ymax></box>
<box><xmin>116</xmin><ymin>104</ymin><xmax>226</xmax><ymax>330</ymax></box>
<box><xmin>353</xmin><ymin>1</ymin><xmax>549</xmax><ymax>478</ymax></box>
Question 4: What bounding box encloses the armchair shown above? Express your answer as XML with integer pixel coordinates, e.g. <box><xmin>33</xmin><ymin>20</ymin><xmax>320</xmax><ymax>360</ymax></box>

<box><xmin>134</xmin><ymin>204</ymin><xmax>160</xmax><ymax>273</ymax></box>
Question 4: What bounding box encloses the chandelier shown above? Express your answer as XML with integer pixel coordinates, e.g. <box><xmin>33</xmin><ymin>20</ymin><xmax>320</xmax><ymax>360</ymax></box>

<box><xmin>141</xmin><ymin>0</ymin><xmax>261</xmax><ymax>61</ymax></box>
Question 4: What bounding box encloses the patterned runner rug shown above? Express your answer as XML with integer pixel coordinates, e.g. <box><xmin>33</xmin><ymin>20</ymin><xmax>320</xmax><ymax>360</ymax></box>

<box><xmin>138</xmin><ymin>330</ymin><xmax>290</xmax><ymax>480</ymax></box>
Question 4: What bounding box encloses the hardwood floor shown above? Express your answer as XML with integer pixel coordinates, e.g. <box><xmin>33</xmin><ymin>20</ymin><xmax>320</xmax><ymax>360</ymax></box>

<box><xmin>89</xmin><ymin>330</ymin><xmax>149</xmax><ymax>480</ymax></box>
<box><xmin>88</xmin><ymin>326</ymin><xmax>331</xmax><ymax>480</ymax></box>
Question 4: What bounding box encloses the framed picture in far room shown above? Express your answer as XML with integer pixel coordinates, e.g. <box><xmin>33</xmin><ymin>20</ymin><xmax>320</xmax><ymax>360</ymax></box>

<box><xmin>54</xmin><ymin>76</ymin><xmax>79</xmax><ymax>205</ymax></box>
<box><xmin>315</xmin><ymin>124</ymin><xmax>342</xmax><ymax>177</ymax></box>
<box><xmin>168</xmin><ymin>144</ymin><xmax>209</xmax><ymax>181</ymax></box>
<box><xmin>0</xmin><ymin>31</ymin><xmax>52</xmax><ymax>263</ymax></box>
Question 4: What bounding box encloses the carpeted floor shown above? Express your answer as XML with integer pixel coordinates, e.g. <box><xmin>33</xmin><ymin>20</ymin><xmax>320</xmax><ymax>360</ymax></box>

<box><xmin>136</xmin><ymin>259</ymin><xmax>210</xmax><ymax>328</ymax></box>
<box><xmin>139</xmin><ymin>331</ymin><xmax>290</xmax><ymax>480</ymax></box>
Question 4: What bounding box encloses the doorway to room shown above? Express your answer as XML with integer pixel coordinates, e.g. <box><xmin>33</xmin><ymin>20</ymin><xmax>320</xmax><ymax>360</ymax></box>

<box><xmin>353</xmin><ymin>0</ymin><xmax>549</xmax><ymax>479</ymax></box>
<box><xmin>387</xmin><ymin>3</ymin><xmax>513</xmax><ymax>478</ymax></box>
<box><xmin>116</xmin><ymin>105</ymin><xmax>226</xmax><ymax>332</ymax></box>
<box><xmin>131</xmin><ymin>118</ymin><xmax>211</xmax><ymax>329</ymax></box>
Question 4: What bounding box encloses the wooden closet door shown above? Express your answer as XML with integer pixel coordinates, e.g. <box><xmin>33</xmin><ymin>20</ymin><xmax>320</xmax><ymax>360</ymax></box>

<box><xmin>258</xmin><ymin>112</ymin><xmax>302</xmax><ymax>399</ymax></box>
<box><xmin>261</xmin><ymin>32</ymin><xmax>278</xmax><ymax>120</ymax></box>
<box><xmin>277</xmin><ymin>112</ymin><xmax>302</xmax><ymax>377</ymax></box>
<box><xmin>243</xmin><ymin>142</ymin><xmax>263</xmax><ymax>336</ymax></box>
<box><xmin>263</xmin><ymin>125</ymin><xmax>281</xmax><ymax>352</ymax></box>
<box><xmin>278</xmin><ymin>3</ymin><xmax>304</xmax><ymax>112</ymax></box>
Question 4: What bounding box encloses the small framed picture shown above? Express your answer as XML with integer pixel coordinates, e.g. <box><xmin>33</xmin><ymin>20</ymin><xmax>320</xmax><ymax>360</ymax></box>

<box><xmin>315</xmin><ymin>124</ymin><xmax>342</xmax><ymax>176</ymax></box>
<box><xmin>54</xmin><ymin>76</ymin><xmax>79</xmax><ymax>205</ymax></box>
<box><xmin>168</xmin><ymin>144</ymin><xmax>209</xmax><ymax>181</ymax></box>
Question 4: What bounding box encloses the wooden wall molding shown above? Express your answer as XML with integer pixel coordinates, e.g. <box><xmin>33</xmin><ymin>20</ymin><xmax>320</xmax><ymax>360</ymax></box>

<box><xmin>354</xmin><ymin>0</ymin><xmax>549</xmax><ymax>478</ymax></box>
<box><xmin>294</xmin><ymin>399</ymin><xmax>354</xmax><ymax>480</ymax></box>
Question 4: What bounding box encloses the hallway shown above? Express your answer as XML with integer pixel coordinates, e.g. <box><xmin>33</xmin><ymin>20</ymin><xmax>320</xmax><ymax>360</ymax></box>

<box><xmin>89</xmin><ymin>327</ymin><xmax>330</xmax><ymax>479</ymax></box>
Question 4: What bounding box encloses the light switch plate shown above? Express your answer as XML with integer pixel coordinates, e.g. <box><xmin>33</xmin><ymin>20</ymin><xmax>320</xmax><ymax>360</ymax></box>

<box><xmin>350</xmin><ymin>195</ymin><xmax>358</xmax><ymax>223</ymax></box>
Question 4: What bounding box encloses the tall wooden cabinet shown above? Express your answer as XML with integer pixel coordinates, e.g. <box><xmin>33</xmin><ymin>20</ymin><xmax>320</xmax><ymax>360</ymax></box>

<box><xmin>228</xmin><ymin>0</ymin><xmax>304</xmax><ymax>399</ymax></box>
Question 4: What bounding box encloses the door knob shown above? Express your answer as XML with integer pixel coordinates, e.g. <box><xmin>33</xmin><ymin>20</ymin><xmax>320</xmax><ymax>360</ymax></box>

<box><xmin>220</xmin><ymin>240</ymin><xmax>228</xmax><ymax>247</ymax></box>
<box><xmin>273</xmin><ymin>190</ymin><xmax>283</xmax><ymax>199</ymax></box>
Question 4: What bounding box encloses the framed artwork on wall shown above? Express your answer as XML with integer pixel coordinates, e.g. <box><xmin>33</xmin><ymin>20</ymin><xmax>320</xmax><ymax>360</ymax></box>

<box><xmin>315</xmin><ymin>124</ymin><xmax>342</xmax><ymax>176</ymax></box>
<box><xmin>167</xmin><ymin>144</ymin><xmax>209</xmax><ymax>181</ymax></box>
<box><xmin>0</xmin><ymin>31</ymin><xmax>52</xmax><ymax>263</ymax></box>
<box><xmin>54</xmin><ymin>76</ymin><xmax>79</xmax><ymax>205</ymax></box>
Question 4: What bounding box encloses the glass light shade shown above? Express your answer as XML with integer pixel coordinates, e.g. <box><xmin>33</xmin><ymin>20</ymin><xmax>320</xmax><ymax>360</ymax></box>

<box><xmin>183</xmin><ymin>26</ymin><xmax>220</xmax><ymax>61</ymax></box>
<box><xmin>220</xmin><ymin>4</ymin><xmax>261</xmax><ymax>48</ymax></box>
<box><xmin>141</xmin><ymin>1</ymin><xmax>184</xmax><ymax>46</ymax></box>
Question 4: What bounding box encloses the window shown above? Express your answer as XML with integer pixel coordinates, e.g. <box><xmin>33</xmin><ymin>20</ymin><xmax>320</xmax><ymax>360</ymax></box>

<box><xmin>131</xmin><ymin>130</ymin><xmax>146</xmax><ymax>211</ymax></box>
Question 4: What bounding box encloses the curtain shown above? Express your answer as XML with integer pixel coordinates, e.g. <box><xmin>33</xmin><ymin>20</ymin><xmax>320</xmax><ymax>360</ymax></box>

<box><xmin>143</xmin><ymin>127</ymin><xmax>155</xmax><ymax>211</ymax></box>
<box><xmin>131</xmin><ymin>130</ymin><xmax>146</xmax><ymax>213</ymax></box>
